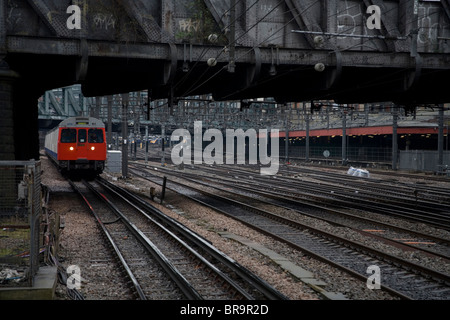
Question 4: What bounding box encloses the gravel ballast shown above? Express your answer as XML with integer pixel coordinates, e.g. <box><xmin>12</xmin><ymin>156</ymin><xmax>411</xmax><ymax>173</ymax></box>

<box><xmin>42</xmin><ymin>156</ymin><xmax>448</xmax><ymax>300</ymax></box>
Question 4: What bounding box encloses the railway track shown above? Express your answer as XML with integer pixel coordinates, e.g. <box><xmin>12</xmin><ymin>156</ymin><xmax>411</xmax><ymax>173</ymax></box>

<box><xmin>134</xmin><ymin>150</ymin><xmax>450</xmax><ymax>228</ymax></box>
<box><xmin>302</xmin><ymin>162</ymin><xmax>450</xmax><ymax>184</ymax></box>
<box><xmin>191</xmin><ymin>164</ymin><xmax>450</xmax><ymax>231</ymax></box>
<box><xmin>279</xmin><ymin>165</ymin><xmax>450</xmax><ymax>205</ymax></box>
<box><xmin>268</xmin><ymin>164</ymin><xmax>450</xmax><ymax>203</ymax></box>
<box><xmin>127</xmin><ymin>164</ymin><xmax>450</xmax><ymax>300</ymax></box>
<box><xmin>131</xmin><ymin>163</ymin><xmax>450</xmax><ymax>261</ymax></box>
<box><xmin>245</xmin><ymin>168</ymin><xmax>448</xmax><ymax>227</ymax></box>
<box><xmin>68</xmin><ymin>178</ymin><xmax>287</xmax><ymax>300</ymax></box>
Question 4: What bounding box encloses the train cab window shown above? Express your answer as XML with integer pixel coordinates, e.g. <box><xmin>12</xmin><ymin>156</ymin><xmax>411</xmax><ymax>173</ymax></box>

<box><xmin>78</xmin><ymin>129</ymin><xmax>87</xmax><ymax>143</ymax></box>
<box><xmin>61</xmin><ymin>129</ymin><xmax>76</xmax><ymax>143</ymax></box>
<box><xmin>88</xmin><ymin>129</ymin><xmax>104</xmax><ymax>143</ymax></box>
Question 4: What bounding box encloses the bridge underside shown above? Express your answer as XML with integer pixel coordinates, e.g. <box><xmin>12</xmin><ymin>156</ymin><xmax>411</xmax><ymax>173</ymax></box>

<box><xmin>5</xmin><ymin>45</ymin><xmax>450</xmax><ymax>105</ymax></box>
<box><xmin>1</xmin><ymin>0</ymin><xmax>450</xmax><ymax>160</ymax></box>
<box><xmin>6</xmin><ymin>48</ymin><xmax>449</xmax><ymax>161</ymax></box>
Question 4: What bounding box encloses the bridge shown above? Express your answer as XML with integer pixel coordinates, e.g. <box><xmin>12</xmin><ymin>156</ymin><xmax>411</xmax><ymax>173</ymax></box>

<box><xmin>1</xmin><ymin>0</ymin><xmax>450</xmax><ymax>161</ymax></box>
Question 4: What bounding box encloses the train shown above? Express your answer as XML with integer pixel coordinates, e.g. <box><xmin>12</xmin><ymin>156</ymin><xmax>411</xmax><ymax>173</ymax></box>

<box><xmin>45</xmin><ymin>116</ymin><xmax>107</xmax><ymax>175</ymax></box>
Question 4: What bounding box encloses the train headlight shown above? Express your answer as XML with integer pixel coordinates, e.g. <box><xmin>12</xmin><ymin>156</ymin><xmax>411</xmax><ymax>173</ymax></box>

<box><xmin>91</xmin><ymin>146</ymin><xmax>95</xmax><ymax>151</ymax></box>
<box><xmin>70</xmin><ymin>147</ymin><xmax>74</xmax><ymax>151</ymax></box>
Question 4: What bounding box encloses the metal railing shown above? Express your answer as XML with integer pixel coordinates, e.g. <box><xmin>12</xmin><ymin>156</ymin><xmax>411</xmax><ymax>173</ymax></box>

<box><xmin>281</xmin><ymin>146</ymin><xmax>392</xmax><ymax>164</ymax></box>
<box><xmin>399</xmin><ymin>150</ymin><xmax>450</xmax><ymax>173</ymax></box>
<box><xmin>0</xmin><ymin>161</ymin><xmax>42</xmax><ymax>287</ymax></box>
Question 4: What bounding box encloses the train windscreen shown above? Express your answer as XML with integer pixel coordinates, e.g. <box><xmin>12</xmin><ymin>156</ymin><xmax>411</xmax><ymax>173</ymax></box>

<box><xmin>78</xmin><ymin>129</ymin><xmax>87</xmax><ymax>143</ymax></box>
<box><xmin>61</xmin><ymin>129</ymin><xmax>76</xmax><ymax>143</ymax></box>
<box><xmin>88</xmin><ymin>129</ymin><xmax>104</xmax><ymax>143</ymax></box>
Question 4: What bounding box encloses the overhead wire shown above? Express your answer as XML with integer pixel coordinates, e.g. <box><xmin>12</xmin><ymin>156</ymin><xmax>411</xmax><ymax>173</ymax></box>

<box><xmin>181</xmin><ymin>0</ymin><xmax>398</xmax><ymax>99</ymax></box>
<box><xmin>216</xmin><ymin>0</ymin><xmax>382</xmax><ymax>100</ymax></box>
<box><xmin>307</xmin><ymin>4</ymin><xmax>447</xmax><ymax>102</ymax></box>
<box><xmin>172</xmin><ymin>0</ymin><xmax>257</xmax><ymax>94</ymax></box>
<box><xmin>150</xmin><ymin>0</ymin><xmax>247</xmax><ymax>102</ymax></box>
<box><xmin>159</xmin><ymin>1</ymin><xmax>446</xmax><ymax>107</ymax></box>
<box><xmin>165</xmin><ymin>3</ymin><xmax>446</xmax><ymax>127</ymax></box>
<box><xmin>261</xmin><ymin>3</ymin><xmax>448</xmax><ymax>103</ymax></box>
<box><xmin>176</xmin><ymin>0</ymin><xmax>356</xmax><ymax>99</ymax></box>
<box><xmin>179</xmin><ymin>0</ymin><xmax>288</xmax><ymax>97</ymax></box>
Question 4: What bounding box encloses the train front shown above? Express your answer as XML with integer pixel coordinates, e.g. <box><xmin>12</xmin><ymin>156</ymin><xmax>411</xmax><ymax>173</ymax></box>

<box><xmin>57</xmin><ymin>117</ymin><xmax>107</xmax><ymax>175</ymax></box>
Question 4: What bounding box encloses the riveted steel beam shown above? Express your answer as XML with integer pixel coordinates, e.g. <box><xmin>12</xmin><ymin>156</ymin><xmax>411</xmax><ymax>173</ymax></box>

<box><xmin>285</xmin><ymin>0</ymin><xmax>322</xmax><ymax>48</ymax></box>
<box><xmin>119</xmin><ymin>0</ymin><xmax>163</xmax><ymax>42</ymax></box>
<box><xmin>26</xmin><ymin>0</ymin><xmax>60</xmax><ymax>36</ymax></box>
<box><xmin>6</xmin><ymin>36</ymin><xmax>450</xmax><ymax>70</ymax></box>
<box><xmin>442</xmin><ymin>0</ymin><xmax>450</xmax><ymax>21</ymax></box>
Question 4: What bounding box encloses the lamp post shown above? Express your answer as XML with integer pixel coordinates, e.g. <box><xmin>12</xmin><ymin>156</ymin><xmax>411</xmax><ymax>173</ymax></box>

<box><xmin>392</xmin><ymin>104</ymin><xmax>398</xmax><ymax>171</ymax></box>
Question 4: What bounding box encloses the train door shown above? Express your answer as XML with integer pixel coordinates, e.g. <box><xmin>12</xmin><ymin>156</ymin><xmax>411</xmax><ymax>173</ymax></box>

<box><xmin>77</xmin><ymin>129</ymin><xmax>88</xmax><ymax>159</ymax></box>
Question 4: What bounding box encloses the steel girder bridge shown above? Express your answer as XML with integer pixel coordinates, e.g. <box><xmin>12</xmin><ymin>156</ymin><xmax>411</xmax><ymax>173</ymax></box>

<box><xmin>1</xmin><ymin>0</ymin><xmax>450</xmax><ymax>161</ymax></box>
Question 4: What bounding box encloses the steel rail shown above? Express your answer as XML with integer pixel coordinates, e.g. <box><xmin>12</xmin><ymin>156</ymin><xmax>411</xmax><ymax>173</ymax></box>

<box><xmin>196</xmin><ymin>165</ymin><xmax>450</xmax><ymax>230</ymax></box>
<box><xmin>94</xmin><ymin>179</ymin><xmax>257</xmax><ymax>300</ymax></box>
<box><xmin>271</xmin><ymin>165</ymin><xmax>450</xmax><ymax>204</ymax></box>
<box><xmin>279</xmin><ymin>168</ymin><xmax>450</xmax><ymax>206</ymax></box>
<box><xmin>128</xmin><ymin>167</ymin><xmax>450</xmax><ymax>300</ymax></box>
<box><xmin>68</xmin><ymin>179</ymin><xmax>147</xmax><ymax>300</ymax></box>
<box><xmin>96</xmin><ymin>176</ymin><xmax>289</xmax><ymax>300</ymax></box>
<box><xmin>134</xmin><ymin>162</ymin><xmax>450</xmax><ymax>244</ymax></box>
<box><xmin>81</xmin><ymin>179</ymin><xmax>203</xmax><ymax>300</ymax></box>
<box><xmin>222</xmin><ymin>165</ymin><xmax>450</xmax><ymax>212</ymax></box>
<box><xmin>133</xmin><ymin>164</ymin><xmax>450</xmax><ymax>261</ymax></box>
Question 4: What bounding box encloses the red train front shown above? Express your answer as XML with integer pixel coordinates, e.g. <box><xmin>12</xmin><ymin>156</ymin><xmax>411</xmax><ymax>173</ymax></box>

<box><xmin>45</xmin><ymin>117</ymin><xmax>107</xmax><ymax>175</ymax></box>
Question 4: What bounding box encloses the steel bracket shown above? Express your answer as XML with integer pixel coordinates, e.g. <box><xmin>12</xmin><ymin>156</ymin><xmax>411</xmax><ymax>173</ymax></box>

<box><xmin>404</xmin><ymin>53</ymin><xmax>422</xmax><ymax>91</ymax></box>
<box><xmin>326</xmin><ymin>50</ymin><xmax>343</xmax><ymax>89</ymax></box>
<box><xmin>163</xmin><ymin>43</ymin><xmax>177</xmax><ymax>85</ymax></box>
<box><xmin>75</xmin><ymin>38</ymin><xmax>89</xmax><ymax>82</ymax></box>
<box><xmin>246</xmin><ymin>47</ymin><xmax>261</xmax><ymax>86</ymax></box>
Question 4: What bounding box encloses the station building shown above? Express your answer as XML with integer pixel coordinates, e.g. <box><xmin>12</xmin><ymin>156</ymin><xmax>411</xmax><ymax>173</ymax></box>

<box><xmin>279</xmin><ymin>102</ymin><xmax>450</xmax><ymax>172</ymax></box>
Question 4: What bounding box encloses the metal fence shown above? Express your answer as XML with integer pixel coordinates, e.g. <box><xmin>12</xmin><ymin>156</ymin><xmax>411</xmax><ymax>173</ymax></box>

<box><xmin>281</xmin><ymin>146</ymin><xmax>392</xmax><ymax>164</ymax></box>
<box><xmin>399</xmin><ymin>150</ymin><xmax>450</xmax><ymax>173</ymax></box>
<box><xmin>281</xmin><ymin>147</ymin><xmax>450</xmax><ymax>174</ymax></box>
<box><xmin>0</xmin><ymin>161</ymin><xmax>42</xmax><ymax>287</ymax></box>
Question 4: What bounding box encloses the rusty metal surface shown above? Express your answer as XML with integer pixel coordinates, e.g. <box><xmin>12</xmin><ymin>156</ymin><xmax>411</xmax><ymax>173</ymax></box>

<box><xmin>1</xmin><ymin>0</ymin><xmax>450</xmax><ymax>103</ymax></box>
<box><xmin>3</xmin><ymin>0</ymin><xmax>448</xmax><ymax>53</ymax></box>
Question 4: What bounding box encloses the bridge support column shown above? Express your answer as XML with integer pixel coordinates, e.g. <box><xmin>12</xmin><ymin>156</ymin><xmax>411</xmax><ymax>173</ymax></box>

<box><xmin>0</xmin><ymin>61</ymin><xmax>19</xmax><ymax>160</ymax></box>
<box><xmin>13</xmin><ymin>83</ymin><xmax>41</xmax><ymax>161</ymax></box>
<box><xmin>0</xmin><ymin>62</ymin><xmax>19</xmax><ymax>213</ymax></box>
